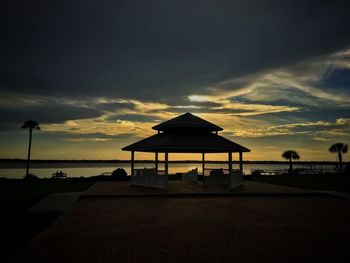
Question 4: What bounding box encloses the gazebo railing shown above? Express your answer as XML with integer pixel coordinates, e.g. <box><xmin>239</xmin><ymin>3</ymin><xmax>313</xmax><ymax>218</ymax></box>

<box><xmin>182</xmin><ymin>168</ymin><xmax>198</xmax><ymax>182</ymax></box>
<box><xmin>204</xmin><ymin>168</ymin><xmax>243</xmax><ymax>188</ymax></box>
<box><xmin>230</xmin><ymin>170</ymin><xmax>243</xmax><ymax>189</ymax></box>
<box><xmin>204</xmin><ymin>168</ymin><xmax>230</xmax><ymax>184</ymax></box>
<box><xmin>157</xmin><ymin>170</ymin><xmax>166</xmax><ymax>176</ymax></box>
<box><xmin>132</xmin><ymin>168</ymin><xmax>167</xmax><ymax>189</ymax></box>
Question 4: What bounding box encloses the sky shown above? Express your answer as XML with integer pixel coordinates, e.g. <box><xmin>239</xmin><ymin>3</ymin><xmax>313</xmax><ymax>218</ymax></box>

<box><xmin>1</xmin><ymin>0</ymin><xmax>350</xmax><ymax>161</ymax></box>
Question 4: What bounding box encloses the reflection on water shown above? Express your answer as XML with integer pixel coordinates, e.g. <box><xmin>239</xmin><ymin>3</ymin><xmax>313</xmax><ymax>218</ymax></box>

<box><xmin>0</xmin><ymin>162</ymin><xmax>336</xmax><ymax>179</ymax></box>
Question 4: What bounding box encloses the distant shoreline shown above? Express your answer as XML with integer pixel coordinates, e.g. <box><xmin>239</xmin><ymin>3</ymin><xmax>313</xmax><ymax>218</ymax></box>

<box><xmin>0</xmin><ymin>159</ymin><xmax>347</xmax><ymax>165</ymax></box>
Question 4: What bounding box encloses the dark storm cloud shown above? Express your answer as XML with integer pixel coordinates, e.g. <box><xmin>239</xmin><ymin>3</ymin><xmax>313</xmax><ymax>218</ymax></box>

<box><xmin>1</xmin><ymin>0</ymin><xmax>350</xmax><ymax>104</ymax></box>
<box><xmin>264</xmin><ymin>107</ymin><xmax>350</xmax><ymax>124</ymax></box>
<box><xmin>0</xmin><ymin>103</ymin><xmax>101</xmax><ymax>127</ymax></box>
<box><xmin>0</xmin><ymin>91</ymin><xmax>140</xmax><ymax>130</ymax></box>
<box><xmin>94</xmin><ymin>101</ymin><xmax>135</xmax><ymax>112</ymax></box>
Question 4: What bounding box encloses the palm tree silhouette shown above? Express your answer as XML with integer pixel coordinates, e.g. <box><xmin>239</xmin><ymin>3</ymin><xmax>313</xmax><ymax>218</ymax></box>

<box><xmin>329</xmin><ymin>143</ymin><xmax>348</xmax><ymax>174</ymax></box>
<box><xmin>282</xmin><ymin>150</ymin><xmax>300</xmax><ymax>174</ymax></box>
<box><xmin>21</xmin><ymin>120</ymin><xmax>40</xmax><ymax>177</ymax></box>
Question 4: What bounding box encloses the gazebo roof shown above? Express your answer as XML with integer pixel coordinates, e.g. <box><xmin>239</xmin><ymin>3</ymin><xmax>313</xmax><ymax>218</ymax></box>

<box><xmin>152</xmin><ymin>112</ymin><xmax>223</xmax><ymax>132</ymax></box>
<box><xmin>122</xmin><ymin>132</ymin><xmax>250</xmax><ymax>153</ymax></box>
<box><xmin>123</xmin><ymin>112</ymin><xmax>250</xmax><ymax>153</ymax></box>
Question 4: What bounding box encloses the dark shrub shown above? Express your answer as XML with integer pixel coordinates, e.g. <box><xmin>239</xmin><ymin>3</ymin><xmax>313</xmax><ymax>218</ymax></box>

<box><xmin>112</xmin><ymin>168</ymin><xmax>128</xmax><ymax>180</ymax></box>
<box><xmin>344</xmin><ymin>165</ymin><xmax>350</xmax><ymax>175</ymax></box>
<box><xmin>24</xmin><ymin>174</ymin><xmax>40</xmax><ymax>181</ymax></box>
<box><xmin>251</xmin><ymin>170</ymin><xmax>262</xmax><ymax>176</ymax></box>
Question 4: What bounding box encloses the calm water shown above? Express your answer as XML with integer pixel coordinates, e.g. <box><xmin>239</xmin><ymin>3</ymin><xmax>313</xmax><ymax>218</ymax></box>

<box><xmin>0</xmin><ymin>162</ymin><xmax>337</xmax><ymax>179</ymax></box>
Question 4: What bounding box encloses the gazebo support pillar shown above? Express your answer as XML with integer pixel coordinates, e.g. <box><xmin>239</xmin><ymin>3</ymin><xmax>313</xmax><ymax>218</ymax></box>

<box><xmin>228</xmin><ymin>152</ymin><xmax>232</xmax><ymax>177</ymax></box>
<box><xmin>239</xmin><ymin>151</ymin><xmax>243</xmax><ymax>174</ymax></box>
<box><xmin>155</xmin><ymin>152</ymin><xmax>158</xmax><ymax>175</ymax></box>
<box><xmin>202</xmin><ymin>153</ymin><xmax>205</xmax><ymax>176</ymax></box>
<box><xmin>165</xmin><ymin>152</ymin><xmax>168</xmax><ymax>176</ymax></box>
<box><xmin>131</xmin><ymin>151</ymin><xmax>135</xmax><ymax>176</ymax></box>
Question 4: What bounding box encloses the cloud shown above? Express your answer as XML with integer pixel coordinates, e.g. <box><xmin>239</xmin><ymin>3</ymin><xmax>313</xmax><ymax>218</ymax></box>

<box><xmin>41</xmin><ymin>116</ymin><xmax>157</xmax><ymax>139</ymax></box>
<box><xmin>1</xmin><ymin>0</ymin><xmax>350</xmax><ymax>104</ymax></box>
<box><xmin>188</xmin><ymin>48</ymin><xmax>350</xmax><ymax>109</ymax></box>
<box><xmin>0</xmin><ymin>101</ymin><xmax>101</xmax><ymax>126</ymax></box>
<box><xmin>188</xmin><ymin>96</ymin><xmax>300</xmax><ymax>116</ymax></box>
<box><xmin>229</xmin><ymin>118</ymin><xmax>350</xmax><ymax>139</ymax></box>
<box><xmin>106</xmin><ymin>114</ymin><xmax>158</xmax><ymax>123</ymax></box>
<box><xmin>0</xmin><ymin>93</ymin><xmax>173</xmax><ymax>131</ymax></box>
<box><xmin>64</xmin><ymin>138</ymin><xmax>112</xmax><ymax>142</ymax></box>
<box><xmin>313</xmin><ymin>137</ymin><xmax>331</xmax><ymax>142</ymax></box>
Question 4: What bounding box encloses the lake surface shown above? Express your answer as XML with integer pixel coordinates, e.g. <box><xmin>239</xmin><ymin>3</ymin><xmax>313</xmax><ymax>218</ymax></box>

<box><xmin>0</xmin><ymin>162</ymin><xmax>337</xmax><ymax>179</ymax></box>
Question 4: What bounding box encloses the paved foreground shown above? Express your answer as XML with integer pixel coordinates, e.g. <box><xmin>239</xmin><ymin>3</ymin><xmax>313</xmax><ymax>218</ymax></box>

<box><xmin>86</xmin><ymin>180</ymin><xmax>314</xmax><ymax>194</ymax></box>
<box><xmin>13</xmin><ymin>196</ymin><xmax>350</xmax><ymax>263</ymax></box>
<box><xmin>28</xmin><ymin>192</ymin><xmax>82</xmax><ymax>212</ymax></box>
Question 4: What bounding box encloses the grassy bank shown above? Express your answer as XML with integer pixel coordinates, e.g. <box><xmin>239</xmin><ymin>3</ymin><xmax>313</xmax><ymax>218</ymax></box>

<box><xmin>0</xmin><ymin>179</ymin><xmax>94</xmax><ymax>262</ymax></box>
<box><xmin>253</xmin><ymin>174</ymin><xmax>350</xmax><ymax>192</ymax></box>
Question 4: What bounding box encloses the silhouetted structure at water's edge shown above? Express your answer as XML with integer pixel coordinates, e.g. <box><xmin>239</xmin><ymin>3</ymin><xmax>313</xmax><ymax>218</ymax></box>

<box><xmin>122</xmin><ymin>112</ymin><xmax>250</xmax><ymax>189</ymax></box>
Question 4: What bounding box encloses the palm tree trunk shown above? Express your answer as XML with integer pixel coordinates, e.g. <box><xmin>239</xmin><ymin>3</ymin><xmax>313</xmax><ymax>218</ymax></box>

<box><xmin>338</xmin><ymin>152</ymin><xmax>343</xmax><ymax>174</ymax></box>
<box><xmin>26</xmin><ymin>128</ymin><xmax>33</xmax><ymax>176</ymax></box>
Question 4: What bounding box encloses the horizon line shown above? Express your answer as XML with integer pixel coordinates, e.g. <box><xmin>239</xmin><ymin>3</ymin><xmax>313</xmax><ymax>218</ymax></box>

<box><xmin>0</xmin><ymin>158</ymin><xmax>347</xmax><ymax>164</ymax></box>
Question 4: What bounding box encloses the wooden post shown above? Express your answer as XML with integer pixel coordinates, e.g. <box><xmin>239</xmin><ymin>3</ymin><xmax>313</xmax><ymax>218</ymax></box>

<box><xmin>165</xmin><ymin>152</ymin><xmax>168</xmax><ymax>176</ymax></box>
<box><xmin>155</xmin><ymin>152</ymin><xmax>158</xmax><ymax>175</ymax></box>
<box><xmin>239</xmin><ymin>152</ymin><xmax>243</xmax><ymax>174</ymax></box>
<box><xmin>131</xmin><ymin>151</ymin><xmax>135</xmax><ymax>176</ymax></box>
<box><xmin>202</xmin><ymin>152</ymin><xmax>205</xmax><ymax>177</ymax></box>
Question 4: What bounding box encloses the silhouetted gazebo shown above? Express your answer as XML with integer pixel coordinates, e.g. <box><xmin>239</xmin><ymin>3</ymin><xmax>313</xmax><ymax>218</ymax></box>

<box><xmin>122</xmin><ymin>112</ymin><xmax>250</xmax><ymax>189</ymax></box>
